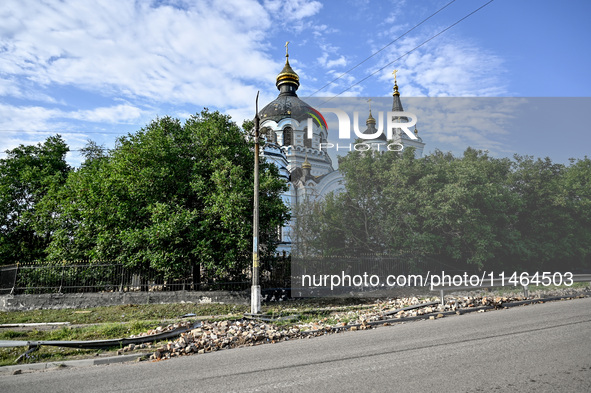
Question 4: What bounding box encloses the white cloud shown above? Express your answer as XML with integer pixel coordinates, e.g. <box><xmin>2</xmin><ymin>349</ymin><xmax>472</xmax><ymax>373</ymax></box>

<box><xmin>0</xmin><ymin>0</ymin><xmax>296</xmax><ymax>108</ymax></box>
<box><xmin>263</xmin><ymin>0</ymin><xmax>322</xmax><ymax>21</ymax></box>
<box><xmin>0</xmin><ymin>101</ymin><xmax>144</xmax><ymax>165</ymax></box>
<box><xmin>406</xmin><ymin>97</ymin><xmax>526</xmax><ymax>155</ymax></box>
<box><xmin>308</xmin><ymin>70</ymin><xmax>365</xmax><ymax>98</ymax></box>
<box><xmin>70</xmin><ymin>105</ymin><xmax>144</xmax><ymax>124</ymax></box>
<box><xmin>317</xmin><ymin>43</ymin><xmax>348</xmax><ymax>70</ymax></box>
<box><xmin>262</xmin><ymin>0</ymin><xmax>324</xmax><ymax>34</ymax></box>
<box><xmin>375</xmin><ymin>33</ymin><xmax>507</xmax><ymax>97</ymax></box>
<box><xmin>382</xmin><ymin>0</ymin><xmax>406</xmax><ymax>26</ymax></box>
<box><xmin>0</xmin><ymin>103</ymin><xmax>143</xmax><ymax>129</ymax></box>
<box><xmin>326</xmin><ymin>56</ymin><xmax>348</xmax><ymax>69</ymax></box>
<box><xmin>0</xmin><ymin>0</ymin><xmax>326</xmax><ymax>163</ymax></box>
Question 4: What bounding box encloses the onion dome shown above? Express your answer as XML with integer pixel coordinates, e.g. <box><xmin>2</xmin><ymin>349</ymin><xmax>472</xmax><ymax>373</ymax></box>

<box><xmin>362</xmin><ymin>110</ymin><xmax>387</xmax><ymax>142</ymax></box>
<box><xmin>258</xmin><ymin>45</ymin><xmax>319</xmax><ymax>126</ymax></box>
<box><xmin>302</xmin><ymin>155</ymin><xmax>312</xmax><ymax>170</ymax></box>
<box><xmin>366</xmin><ymin>110</ymin><xmax>376</xmax><ymax>125</ymax></box>
<box><xmin>276</xmin><ymin>56</ymin><xmax>300</xmax><ymax>90</ymax></box>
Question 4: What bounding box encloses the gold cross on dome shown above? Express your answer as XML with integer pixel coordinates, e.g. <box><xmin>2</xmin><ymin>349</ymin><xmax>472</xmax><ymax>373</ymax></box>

<box><xmin>285</xmin><ymin>41</ymin><xmax>290</xmax><ymax>57</ymax></box>
<box><xmin>367</xmin><ymin>98</ymin><xmax>372</xmax><ymax>112</ymax></box>
<box><xmin>392</xmin><ymin>69</ymin><xmax>398</xmax><ymax>84</ymax></box>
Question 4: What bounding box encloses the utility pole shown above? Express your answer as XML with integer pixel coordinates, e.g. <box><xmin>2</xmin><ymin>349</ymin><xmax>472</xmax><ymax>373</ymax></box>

<box><xmin>251</xmin><ymin>91</ymin><xmax>261</xmax><ymax>315</ymax></box>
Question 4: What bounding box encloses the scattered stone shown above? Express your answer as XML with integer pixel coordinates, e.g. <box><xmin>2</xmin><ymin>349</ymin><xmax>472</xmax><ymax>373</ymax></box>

<box><xmin>142</xmin><ymin>288</ymin><xmax>590</xmax><ymax>362</ymax></box>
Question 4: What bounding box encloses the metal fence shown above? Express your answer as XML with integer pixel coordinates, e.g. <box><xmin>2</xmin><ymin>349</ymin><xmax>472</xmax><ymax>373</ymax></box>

<box><xmin>0</xmin><ymin>258</ymin><xmax>291</xmax><ymax>295</ymax></box>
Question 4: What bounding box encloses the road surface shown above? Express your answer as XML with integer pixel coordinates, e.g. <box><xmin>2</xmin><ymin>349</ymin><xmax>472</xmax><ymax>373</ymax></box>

<box><xmin>2</xmin><ymin>297</ymin><xmax>590</xmax><ymax>392</ymax></box>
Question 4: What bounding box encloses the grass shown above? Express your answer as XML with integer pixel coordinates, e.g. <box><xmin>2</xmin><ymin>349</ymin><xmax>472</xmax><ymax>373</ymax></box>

<box><xmin>0</xmin><ymin>320</ymin><xmax>156</xmax><ymax>342</ymax></box>
<box><xmin>0</xmin><ymin>303</ymin><xmax>252</xmax><ymax>367</ymax></box>
<box><xmin>0</xmin><ymin>345</ymin><xmax>103</xmax><ymax>367</ymax></box>
<box><xmin>0</xmin><ymin>303</ymin><xmax>249</xmax><ymax>325</ymax></box>
<box><xmin>0</xmin><ymin>320</ymin><xmax>168</xmax><ymax>366</ymax></box>
<box><xmin>0</xmin><ymin>321</ymin><xmax>171</xmax><ymax>366</ymax></box>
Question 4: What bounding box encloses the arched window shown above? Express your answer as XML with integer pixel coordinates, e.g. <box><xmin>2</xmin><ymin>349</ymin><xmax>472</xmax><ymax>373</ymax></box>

<box><xmin>283</xmin><ymin>126</ymin><xmax>293</xmax><ymax>146</ymax></box>
<box><xmin>263</xmin><ymin>127</ymin><xmax>276</xmax><ymax>143</ymax></box>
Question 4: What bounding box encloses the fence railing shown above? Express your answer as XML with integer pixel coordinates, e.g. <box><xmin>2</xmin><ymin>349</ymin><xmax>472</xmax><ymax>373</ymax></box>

<box><xmin>0</xmin><ymin>258</ymin><xmax>291</xmax><ymax>295</ymax></box>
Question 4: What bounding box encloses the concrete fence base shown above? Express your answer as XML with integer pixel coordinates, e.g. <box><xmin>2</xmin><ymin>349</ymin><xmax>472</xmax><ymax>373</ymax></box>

<box><xmin>0</xmin><ymin>290</ymin><xmax>249</xmax><ymax>312</ymax></box>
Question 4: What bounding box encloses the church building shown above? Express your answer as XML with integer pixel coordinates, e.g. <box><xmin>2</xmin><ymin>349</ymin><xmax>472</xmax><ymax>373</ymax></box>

<box><xmin>258</xmin><ymin>47</ymin><xmax>425</xmax><ymax>254</ymax></box>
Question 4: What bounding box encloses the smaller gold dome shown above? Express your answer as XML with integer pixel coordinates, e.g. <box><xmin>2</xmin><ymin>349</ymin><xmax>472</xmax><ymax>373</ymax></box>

<box><xmin>367</xmin><ymin>110</ymin><xmax>376</xmax><ymax>125</ymax></box>
<box><xmin>276</xmin><ymin>56</ymin><xmax>300</xmax><ymax>89</ymax></box>
<box><xmin>302</xmin><ymin>155</ymin><xmax>312</xmax><ymax>169</ymax></box>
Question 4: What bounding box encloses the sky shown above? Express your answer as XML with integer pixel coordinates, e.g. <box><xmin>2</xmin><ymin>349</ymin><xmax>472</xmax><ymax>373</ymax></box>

<box><xmin>1</xmin><ymin>0</ymin><xmax>590</xmax><ymax>167</ymax></box>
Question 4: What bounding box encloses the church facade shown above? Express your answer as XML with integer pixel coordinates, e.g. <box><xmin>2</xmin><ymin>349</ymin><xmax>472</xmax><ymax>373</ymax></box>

<box><xmin>258</xmin><ymin>49</ymin><xmax>425</xmax><ymax>254</ymax></box>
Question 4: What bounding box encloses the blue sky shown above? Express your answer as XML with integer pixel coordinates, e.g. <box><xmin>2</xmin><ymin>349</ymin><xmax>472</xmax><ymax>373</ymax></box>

<box><xmin>1</xmin><ymin>0</ymin><xmax>590</xmax><ymax>167</ymax></box>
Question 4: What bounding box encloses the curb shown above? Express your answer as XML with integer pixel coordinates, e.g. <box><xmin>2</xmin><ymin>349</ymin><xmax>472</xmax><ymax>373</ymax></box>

<box><xmin>0</xmin><ymin>353</ymin><xmax>148</xmax><ymax>375</ymax></box>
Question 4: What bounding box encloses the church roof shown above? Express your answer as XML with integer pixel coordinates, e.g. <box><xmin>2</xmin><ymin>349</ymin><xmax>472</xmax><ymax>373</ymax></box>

<box><xmin>391</xmin><ymin>74</ymin><xmax>411</xmax><ymax>136</ymax></box>
<box><xmin>392</xmin><ymin>82</ymin><xmax>404</xmax><ymax>112</ymax></box>
<box><xmin>259</xmin><ymin>48</ymin><xmax>319</xmax><ymax>125</ymax></box>
<box><xmin>258</xmin><ymin>94</ymin><xmax>317</xmax><ymax>124</ymax></box>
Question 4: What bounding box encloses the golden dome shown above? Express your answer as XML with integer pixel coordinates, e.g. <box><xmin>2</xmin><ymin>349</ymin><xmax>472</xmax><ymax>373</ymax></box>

<box><xmin>276</xmin><ymin>56</ymin><xmax>300</xmax><ymax>89</ymax></box>
<box><xmin>367</xmin><ymin>110</ymin><xmax>376</xmax><ymax>125</ymax></box>
<box><xmin>302</xmin><ymin>155</ymin><xmax>312</xmax><ymax>169</ymax></box>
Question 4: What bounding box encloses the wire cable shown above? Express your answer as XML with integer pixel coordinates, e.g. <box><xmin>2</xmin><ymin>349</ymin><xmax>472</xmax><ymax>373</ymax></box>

<box><xmin>319</xmin><ymin>0</ymin><xmax>495</xmax><ymax>104</ymax></box>
<box><xmin>309</xmin><ymin>0</ymin><xmax>457</xmax><ymax>97</ymax></box>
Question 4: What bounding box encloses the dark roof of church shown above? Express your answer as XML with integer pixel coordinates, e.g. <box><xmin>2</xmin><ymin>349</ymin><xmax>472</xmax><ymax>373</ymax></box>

<box><xmin>259</xmin><ymin>93</ymin><xmax>316</xmax><ymax>124</ymax></box>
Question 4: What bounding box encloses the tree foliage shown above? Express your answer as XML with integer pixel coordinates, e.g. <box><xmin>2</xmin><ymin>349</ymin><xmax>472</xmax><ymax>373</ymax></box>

<box><xmin>39</xmin><ymin>110</ymin><xmax>288</xmax><ymax>279</ymax></box>
<box><xmin>295</xmin><ymin>148</ymin><xmax>591</xmax><ymax>272</ymax></box>
<box><xmin>0</xmin><ymin>136</ymin><xmax>70</xmax><ymax>263</ymax></box>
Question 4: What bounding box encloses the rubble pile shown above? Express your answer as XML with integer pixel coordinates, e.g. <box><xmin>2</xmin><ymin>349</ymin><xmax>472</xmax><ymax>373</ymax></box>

<box><xmin>139</xmin><ymin>296</ymin><xmax>506</xmax><ymax>360</ymax></box>
<box><xmin>146</xmin><ymin>320</ymin><xmax>310</xmax><ymax>361</ymax></box>
<box><xmin>136</xmin><ymin>287</ymin><xmax>589</xmax><ymax>361</ymax></box>
<box><xmin>307</xmin><ymin>295</ymin><xmax>524</xmax><ymax>326</ymax></box>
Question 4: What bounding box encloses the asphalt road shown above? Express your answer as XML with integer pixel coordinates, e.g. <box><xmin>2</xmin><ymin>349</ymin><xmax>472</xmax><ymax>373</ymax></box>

<box><xmin>2</xmin><ymin>297</ymin><xmax>590</xmax><ymax>393</ymax></box>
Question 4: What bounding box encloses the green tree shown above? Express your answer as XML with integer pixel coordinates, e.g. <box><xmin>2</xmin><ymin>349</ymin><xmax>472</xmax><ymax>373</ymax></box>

<box><xmin>294</xmin><ymin>146</ymin><xmax>590</xmax><ymax>273</ymax></box>
<box><xmin>416</xmin><ymin>148</ymin><xmax>520</xmax><ymax>269</ymax></box>
<box><xmin>560</xmin><ymin>157</ymin><xmax>591</xmax><ymax>269</ymax></box>
<box><xmin>0</xmin><ymin>135</ymin><xmax>70</xmax><ymax>263</ymax></box>
<box><xmin>507</xmin><ymin>155</ymin><xmax>576</xmax><ymax>270</ymax></box>
<box><xmin>301</xmin><ymin>148</ymin><xmax>521</xmax><ymax>270</ymax></box>
<box><xmin>46</xmin><ymin>110</ymin><xmax>288</xmax><ymax>280</ymax></box>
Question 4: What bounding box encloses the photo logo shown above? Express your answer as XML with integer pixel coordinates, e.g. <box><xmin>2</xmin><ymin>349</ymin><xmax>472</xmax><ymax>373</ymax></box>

<box><xmin>306</xmin><ymin>110</ymin><xmax>418</xmax><ymax>141</ymax></box>
<box><xmin>306</xmin><ymin>108</ymin><xmax>328</xmax><ymax>131</ymax></box>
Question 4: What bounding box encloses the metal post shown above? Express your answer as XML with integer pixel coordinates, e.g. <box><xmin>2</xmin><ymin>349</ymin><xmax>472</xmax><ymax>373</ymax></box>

<box><xmin>10</xmin><ymin>263</ymin><xmax>20</xmax><ymax>295</ymax></box>
<box><xmin>251</xmin><ymin>92</ymin><xmax>261</xmax><ymax>315</ymax></box>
